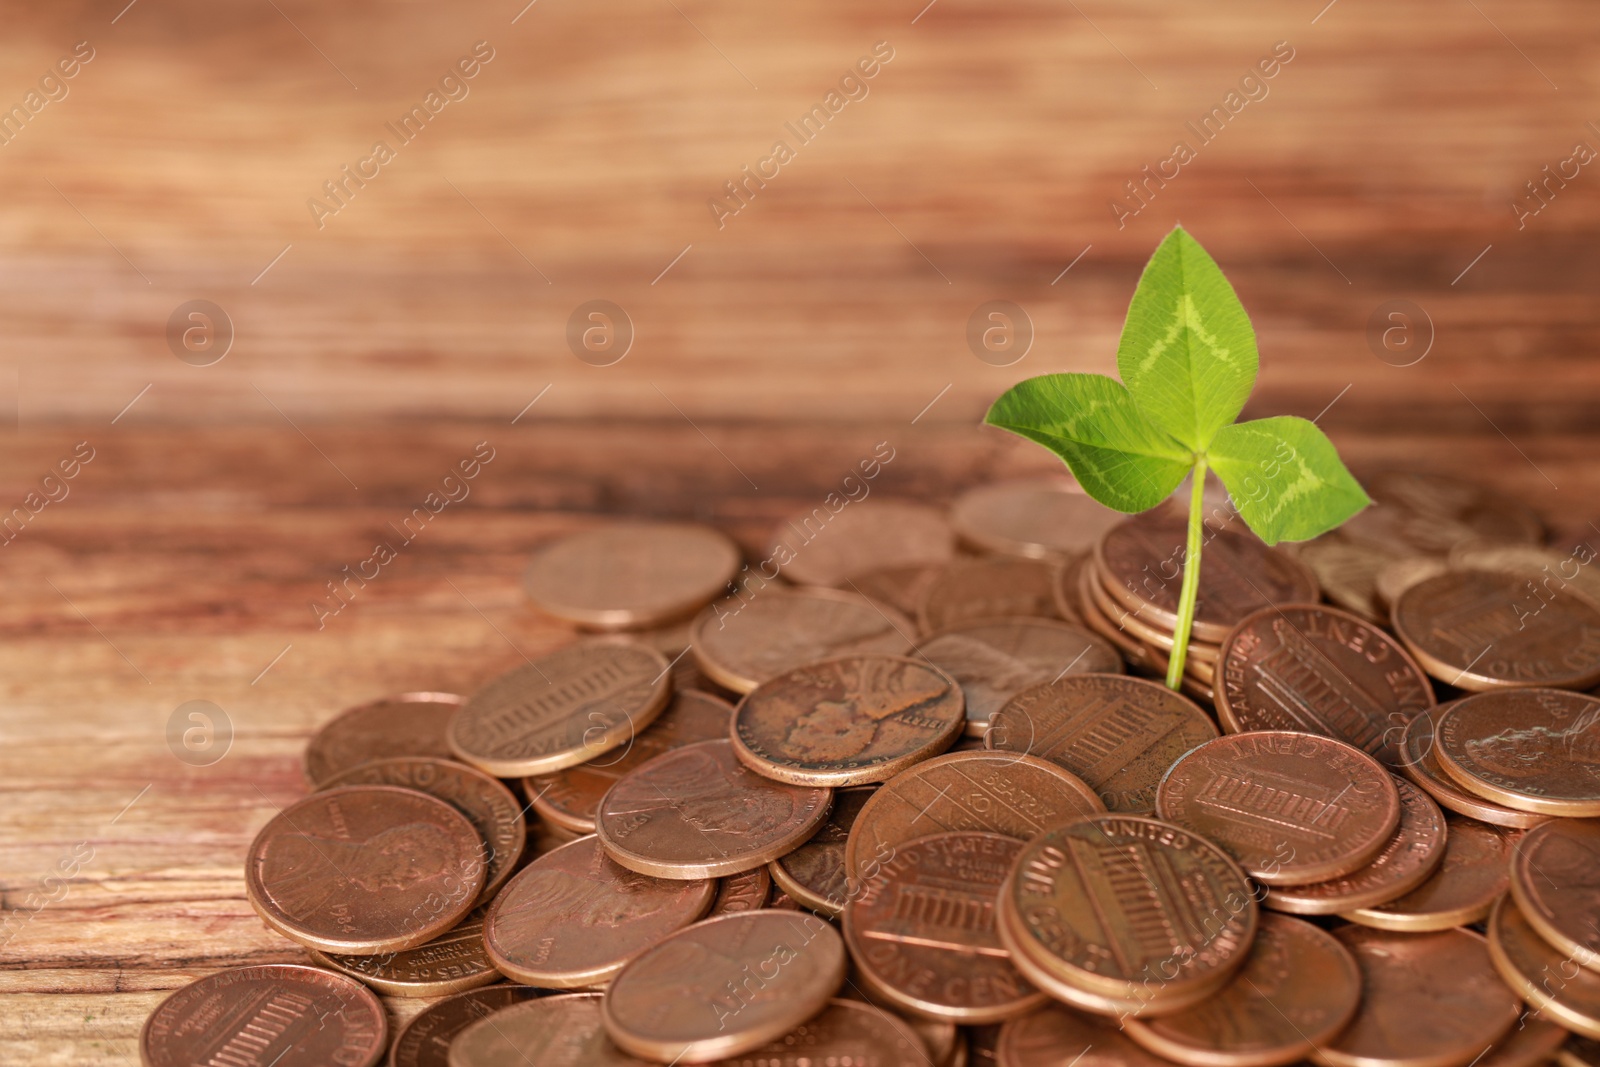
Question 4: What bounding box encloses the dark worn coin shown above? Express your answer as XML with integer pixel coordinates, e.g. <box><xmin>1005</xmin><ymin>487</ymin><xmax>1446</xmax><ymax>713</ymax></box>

<box><xmin>770</xmin><ymin>785</ymin><xmax>875</xmax><ymax>915</ymax></box>
<box><xmin>1509</xmin><ymin>818</ymin><xmax>1600</xmax><ymax>973</ymax></box>
<box><xmin>1339</xmin><ymin>470</ymin><xmax>1544</xmax><ymax>554</ymax></box>
<box><xmin>769</xmin><ymin>500</ymin><xmax>956</xmax><ymax>588</ymax></box>
<box><xmin>141</xmin><ymin>964</ymin><xmax>387</xmax><ymax>1067</ymax></box>
<box><xmin>1489</xmin><ymin>894</ymin><xmax>1600</xmax><ymax>1041</ymax></box>
<box><xmin>388</xmin><ymin>985</ymin><xmax>543</xmax><ymax>1067</ymax></box>
<box><xmin>246</xmin><ymin>785</ymin><xmax>485</xmax><ymax>953</ymax></box>
<box><xmin>950</xmin><ymin>477</ymin><xmax>1124</xmax><ymax>562</ymax></box>
<box><xmin>1397</xmin><ymin>702</ymin><xmax>1550</xmax><ymax>829</ymax></box>
<box><xmin>311</xmin><ymin>909</ymin><xmax>500</xmax><ymax>997</ymax></box>
<box><xmin>1342</xmin><ymin>815</ymin><xmax>1517</xmax><ymax>932</ymax></box>
<box><xmin>1433</xmin><ymin>688</ymin><xmax>1600</xmax><ymax>816</ymax></box>
<box><xmin>916</xmin><ymin>558</ymin><xmax>1067</xmax><ymax>633</ymax></box>
<box><xmin>448</xmin><ymin>992</ymin><xmax>650</xmax><ymax>1067</ymax></box>
<box><xmin>304</xmin><ymin>692</ymin><xmax>462</xmax><ymax>787</ymax></box>
<box><xmin>1562</xmin><ymin>1035</ymin><xmax>1600</xmax><ymax>1067</ymax></box>
<box><xmin>708</xmin><ymin>866</ymin><xmax>772</xmax><ymax>916</ymax></box>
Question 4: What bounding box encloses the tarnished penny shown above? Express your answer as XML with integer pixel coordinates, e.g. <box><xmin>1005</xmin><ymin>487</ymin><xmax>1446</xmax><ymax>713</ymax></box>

<box><xmin>1156</xmin><ymin>731</ymin><xmax>1400</xmax><ymax>885</ymax></box>
<box><xmin>998</xmin><ymin>815</ymin><xmax>1258</xmax><ymax>1013</ymax></box>
<box><xmin>1392</xmin><ymin>570</ymin><xmax>1600</xmax><ymax>692</ymax></box>
<box><xmin>843</xmin><ymin>750</ymin><xmax>1104</xmax><ymax>881</ymax></box>
<box><xmin>1434</xmin><ymin>688</ymin><xmax>1600</xmax><ymax>816</ymax></box>
<box><xmin>1215</xmin><ymin>604</ymin><xmax>1435</xmax><ymax>767</ymax></box>
<box><xmin>951</xmin><ymin>477</ymin><xmax>1124</xmax><ymax>561</ymax></box>
<box><xmin>709</xmin><ymin>866</ymin><xmax>772</xmax><ymax>916</ymax></box>
<box><xmin>310</xmin><ymin>909</ymin><xmax>500</xmax><ymax>997</ymax></box>
<box><xmin>246</xmin><ymin>785</ymin><xmax>485</xmax><ymax>953</ymax></box>
<box><xmin>1510</xmin><ymin>818</ymin><xmax>1600</xmax><ymax>973</ymax></box>
<box><xmin>691</xmin><ymin>587</ymin><xmax>915</xmax><ymax>694</ymax></box>
<box><xmin>595</xmin><ymin>738</ymin><xmax>832</xmax><ymax>878</ymax></box>
<box><xmin>1096</xmin><ymin>504</ymin><xmax>1319</xmax><ymax>644</ymax></box>
<box><xmin>388</xmin><ymin>985</ymin><xmax>544</xmax><ymax>1067</ymax></box>
<box><xmin>731</xmin><ymin>654</ymin><xmax>965</xmax><ymax>786</ymax></box>
<box><xmin>918</xmin><ymin>618</ymin><xmax>1122</xmax><ymax>737</ymax></box>
<box><xmin>1316</xmin><ymin>926</ymin><xmax>1520</xmax><ymax>1067</ymax></box>
<box><xmin>449</xmin><ymin>640</ymin><xmax>672</xmax><ymax>777</ymax></box>
<box><xmin>601</xmin><ymin>910</ymin><xmax>848</xmax><ymax>1062</ymax></box>
<box><xmin>449</xmin><ymin>993</ymin><xmax>648</xmax><ymax>1067</ymax></box>
<box><xmin>523</xmin><ymin>522</ymin><xmax>742</xmax><ymax>630</ymax></box>
<box><xmin>1490</xmin><ymin>894</ymin><xmax>1600</xmax><ymax>1041</ymax></box>
<box><xmin>1340</xmin><ymin>470</ymin><xmax>1544</xmax><ymax>554</ymax></box>
<box><xmin>484</xmin><ymin>834</ymin><xmax>714</xmax><ymax>987</ymax></box>
<box><xmin>851</xmin><ymin>563</ymin><xmax>949</xmax><ymax>621</ymax></box>
<box><xmin>304</xmin><ymin>692</ymin><xmax>462</xmax><ymax>787</ymax></box>
<box><xmin>526</xmin><ymin>689</ymin><xmax>734</xmax><ymax>833</ymax></box>
<box><xmin>987</xmin><ymin>673</ymin><xmax>1218</xmax><ymax>814</ymax></box>
<box><xmin>1264</xmin><ymin>775</ymin><xmax>1447</xmax><ymax>915</ymax></box>
<box><xmin>770</xmin><ymin>499</ymin><xmax>956</xmax><ymax>587</ymax></box>
<box><xmin>998</xmin><ymin>1004</ymin><xmax>1172</xmax><ymax>1067</ymax></box>
<box><xmin>141</xmin><ymin>963</ymin><xmax>387</xmax><ymax>1067</ymax></box>
<box><xmin>844</xmin><ymin>831</ymin><xmax>1044</xmax><ymax>1024</ymax></box>
<box><xmin>1125</xmin><ymin>914</ymin><xmax>1361</xmax><ymax>1067</ymax></box>
<box><xmin>917</xmin><ymin>558</ymin><xmax>1068</xmax><ymax>633</ymax></box>
<box><xmin>1343</xmin><ymin>815</ymin><xmax>1516</xmax><ymax>931</ymax></box>
<box><xmin>715</xmin><ymin>998</ymin><xmax>932</xmax><ymax>1067</ymax></box>
<box><xmin>1398</xmin><ymin>702</ymin><xmax>1550</xmax><ymax>829</ymax></box>
<box><xmin>770</xmin><ymin>785</ymin><xmax>875</xmax><ymax>915</ymax></box>
<box><xmin>320</xmin><ymin>757</ymin><xmax>525</xmax><ymax>903</ymax></box>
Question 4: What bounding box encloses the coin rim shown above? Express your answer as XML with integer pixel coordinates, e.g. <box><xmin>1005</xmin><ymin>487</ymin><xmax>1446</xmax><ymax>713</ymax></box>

<box><xmin>308</xmin><ymin>915</ymin><xmax>502</xmax><ymax>998</ymax></box>
<box><xmin>1432</xmin><ymin>689</ymin><xmax>1600</xmax><ymax>817</ymax></box>
<box><xmin>1509</xmin><ymin>820</ymin><xmax>1600</xmax><ymax>973</ymax></box>
<box><xmin>1488</xmin><ymin>894</ymin><xmax>1600</xmax><ymax>1041</ymax></box>
<box><xmin>304</xmin><ymin>691</ymin><xmax>462</xmax><ymax>788</ymax></box>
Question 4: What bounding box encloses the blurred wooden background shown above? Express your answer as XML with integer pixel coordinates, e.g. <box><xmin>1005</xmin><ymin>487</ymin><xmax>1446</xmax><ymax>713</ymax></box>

<box><xmin>1</xmin><ymin>0</ymin><xmax>1599</xmax><ymax>1062</ymax></box>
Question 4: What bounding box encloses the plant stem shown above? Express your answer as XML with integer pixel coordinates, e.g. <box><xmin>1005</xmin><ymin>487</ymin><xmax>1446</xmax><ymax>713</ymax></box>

<box><xmin>1166</xmin><ymin>457</ymin><xmax>1208</xmax><ymax>690</ymax></box>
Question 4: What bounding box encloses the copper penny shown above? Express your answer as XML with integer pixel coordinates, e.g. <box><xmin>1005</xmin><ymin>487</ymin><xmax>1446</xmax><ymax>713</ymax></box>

<box><xmin>311</xmin><ymin>908</ymin><xmax>500</xmax><ymax>997</ymax></box>
<box><xmin>388</xmin><ymin>985</ymin><xmax>544</xmax><ymax>1067</ymax></box>
<box><xmin>709</xmin><ymin>998</ymin><xmax>932</xmax><ymax>1067</ymax></box>
<box><xmin>1264</xmin><ymin>775</ymin><xmax>1446</xmax><ymax>915</ymax></box>
<box><xmin>523</xmin><ymin>522</ymin><xmax>742</xmax><ymax>630</ymax></box>
<box><xmin>1340</xmin><ymin>470</ymin><xmax>1544</xmax><ymax>554</ymax></box>
<box><xmin>1434</xmin><ymin>689</ymin><xmax>1600</xmax><ymax>816</ymax></box>
<box><xmin>839</xmin><ymin>981</ymin><xmax>960</xmax><ymax>1067</ymax></box>
<box><xmin>1475</xmin><ymin>1015</ymin><xmax>1572</xmax><ymax>1067</ymax></box>
<box><xmin>246</xmin><ymin>785</ymin><xmax>485</xmax><ymax>953</ymax></box>
<box><xmin>449</xmin><ymin>992</ymin><xmax>649</xmax><ymax>1067</ymax></box>
<box><xmin>1510</xmin><ymin>818</ymin><xmax>1600</xmax><ymax>973</ymax></box>
<box><xmin>1343</xmin><ymin>815</ymin><xmax>1516</xmax><ymax>931</ymax></box>
<box><xmin>1156</xmin><ymin>731</ymin><xmax>1401</xmax><ymax>885</ymax></box>
<box><xmin>1374</xmin><ymin>555</ymin><xmax>1452</xmax><ymax>614</ymax></box>
<box><xmin>844</xmin><ymin>831</ymin><xmax>1044</xmax><ymax>1024</ymax></box>
<box><xmin>320</xmin><ymin>757</ymin><xmax>525</xmax><ymax>903</ymax></box>
<box><xmin>304</xmin><ymin>692</ymin><xmax>462</xmax><ymax>787</ymax></box>
<box><xmin>1491</xmin><ymin>894</ymin><xmax>1600</xmax><ymax>1041</ymax></box>
<box><xmin>449</xmin><ymin>640</ymin><xmax>672</xmax><ymax>777</ymax></box>
<box><xmin>1084</xmin><ymin>562</ymin><xmax>1221</xmax><ymax>660</ymax></box>
<box><xmin>1452</xmin><ymin>540</ymin><xmax>1600</xmax><ymax>609</ymax></box>
<box><xmin>843</xmin><ymin>750</ymin><xmax>1104</xmax><ymax>881</ymax></box>
<box><xmin>998</xmin><ymin>815</ymin><xmax>1257</xmax><ymax>1012</ymax></box>
<box><xmin>1398</xmin><ymin>702</ymin><xmax>1550</xmax><ymax>829</ymax></box>
<box><xmin>998</xmin><ymin>1004</ymin><xmax>1172</xmax><ymax>1067</ymax></box>
<box><xmin>987</xmin><ymin>673</ymin><xmax>1218</xmax><ymax>814</ymax></box>
<box><xmin>595</xmin><ymin>738</ymin><xmax>832</xmax><ymax>878</ymax></box>
<box><xmin>709</xmin><ymin>866</ymin><xmax>773</xmax><ymax>916</ymax></box>
<box><xmin>601</xmin><ymin>910</ymin><xmax>848</xmax><ymax>1062</ymax></box>
<box><xmin>770</xmin><ymin>785</ymin><xmax>875</xmax><ymax>915</ymax></box>
<box><xmin>526</xmin><ymin>688</ymin><xmax>734</xmax><ymax>833</ymax></box>
<box><xmin>1096</xmin><ymin>504</ymin><xmax>1319</xmax><ymax>645</ymax></box>
<box><xmin>1294</xmin><ymin>536</ymin><xmax>1396</xmax><ymax>623</ymax></box>
<box><xmin>731</xmin><ymin>654</ymin><xmax>965</xmax><ymax>786</ymax></box>
<box><xmin>951</xmin><ymin>477</ymin><xmax>1124</xmax><ymax>561</ymax></box>
<box><xmin>1392</xmin><ymin>570</ymin><xmax>1600</xmax><ymax>692</ymax></box>
<box><xmin>769</xmin><ymin>499</ymin><xmax>956</xmax><ymax>588</ymax></box>
<box><xmin>1317</xmin><ymin>925</ymin><xmax>1520</xmax><ymax>1067</ymax></box>
<box><xmin>1124</xmin><ymin>913</ymin><xmax>1361</xmax><ymax>1067</ymax></box>
<box><xmin>691</xmin><ymin>587</ymin><xmax>915</xmax><ymax>694</ymax></box>
<box><xmin>1072</xmin><ymin>562</ymin><xmax>1221</xmax><ymax>703</ymax></box>
<box><xmin>851</xmin><ymin>562</ymin><xmax>949</xmax><ymax>622</ymax></box>
<box><xmin>141</xmin><ymin>963</ymin><xmax>387</xmax><ymax>1067</ymax></box>
<box><xmin>1215</xmin><ymin>604</ymin><xmax>1435</xmax><ymax>767</ymax></box>
<box><xmin>917</xmin><ymin>558</ymin><xmax>1066</xmax><ymax>633</ymax></box>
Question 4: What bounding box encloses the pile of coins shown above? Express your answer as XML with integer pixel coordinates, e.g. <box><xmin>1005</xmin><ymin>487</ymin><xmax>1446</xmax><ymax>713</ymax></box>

<box><xmin>140</xmin><ymin>471</ymin><xmax>1600</xmax><ymax>1067</ymax></box>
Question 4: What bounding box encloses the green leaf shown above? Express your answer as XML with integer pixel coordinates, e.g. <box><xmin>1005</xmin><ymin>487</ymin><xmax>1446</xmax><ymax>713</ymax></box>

<box><xmin>1209</xmin><ymin>416</ymin><xmax>1371</xmax><ymax>545</ymax></box>
<box><xmin>1117</xmin><ymin>227</ymin><xmax>1259</xmax><ymax>452</ymax></box>
<box><xmin>984</xmin><ymin>373</ymin><xmax>1193</xmax><ymax>513</ymax></box>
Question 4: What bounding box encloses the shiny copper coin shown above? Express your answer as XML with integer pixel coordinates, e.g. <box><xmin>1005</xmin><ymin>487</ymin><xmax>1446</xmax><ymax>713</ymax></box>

<box><xmin>388</xmin><ymin>985</ymin><xmax>544</xmax><ymax>1067</ymax></box>
<box><xmin>1316</xmin><ymin>925</ymin><xmax>1521</xmax><ymax>1067</ymax></box>
<box><xmin>595</xmin><ymin>738</ymin><xmax>832</xmax><ymax>878</ymax></box>
<box><xmin>709</xmin><ymin>866</ymin><xmax>772</xmax><ymax>916</ymax></box>
<box><xmin>141</xmin><ymin>963</ymin><xmax>387</xmax><ymax>1067</ymax></box>
<box><xmin>1510</xmin><ymin>818</ymin><xmax>1600</xmax><ymax>973</ymax></box>
<box><xmin>851</xmin><ymin>562</ymin><xmax>949</xmax><ymax>622</ymax></box>
<box><xmin>526</xmin><ymin>688</ymin><xmax>734</xmax><ymax>833</ymax></box>
<box><xmin>731</xmin><ymin>654</ymin><xmax>964</xmax><ymax>786</ymax></box>
<box><xmin>987</xmin><ymin>673</ymin><xmax>1217</xmax><ymax>814</ymax></box>
<box><xmin>1294</xmin><ymin>536</ymin><xmax>1396</xmax><ymax>623</ymax></box>
<box><xmin>710</xmin><ymin>998</ymin><xmax>932</xmax><ymax>1067</ymax></box>
<box><xmin>449</xmin><ymin>640</ymin><xmax>672</xmax><ymax>777</ymax></box>
<box><xmin>1393</xmin><ymin>570</ymin><xmax>1600</xmax><ymax>692</ymax></box>
<box><xmin>1340</xmin><ymin>469</ymin><xmax>1544</xmax><ymax>554</ymax></box>
<box><xmin>843</xmin><ymin>750</ymin><xmax>1103</xmax><ymax>881</ymax></box>
<box><xmin>691</xmin><ymin>587</ymin><xmax>915</xmax><ymax>694</ymax></box>
<box><xmin>1124</xmin><ymin>913</ymin><xmax>1361</xmax><ymax>1067</ymax></box>
<box><xmin>311</xmin><ymin>909</ymin><xmax>499</xmax><ymax>997</ymax></box>
<box><xmin>246</xmin><ymin>785</ymin><xmax>485</xmax><ymax>953</ymax></box>
<box><xmin>1096</xmin><ymin>504</ymin><xmax>1319</xmax><ymax>645</ymax></box>
<box><xmin>1264</xmin><ymin>775</ymin><xmax>1446</xmax><ymax>914</ymax></box>
<box><xmin>1474</xmin><ymin>1014</ymin><xmax>1572</xmax><ymax>1067</ymax></box>
<box><xmin>1156</xmin><ymin>731</ymin><xmax>1400</xmax><ymax>885</ymax></box>
<box><xmin>770</xmin><ymin>499</ymin><xmax>956</xmax><ymax>588</ymax></box>
<box><xmin>999</xmin><ymin>815</ymin><xmax>1257</xmax><ymax>1011</ymax></box>
<box><xmin>999</xmin><ymin>1005</ymin><xmax>1171</xmax><ymax>1067</ymax></box>
<box><xmin>770</xmin><ymin>785</ymin><xmax>874</xmax><ymax>915</ymax></box>
<box><xmin>304</xmin><ymin>692</ymin><xmax>462</xmax><ymax>787</ymax></box>
<box><xmin>601</xmin><ymin>910</ymin><xmax>848</xmax><ymax>1062</ymax></box>
<box><xmin>844</xmin><ymin>831</ymin><xmax>1044</xmax><ymax>1024</ymax></box>
<box><xmin>1398</xmin><ymin>703</ymin><xmax>1550</xmax><ymax>829</ymax></box>
<box><xmin>1343</xmin><ymin>814</ymin><xmax>1515</xmax><ymax>931</ymax></box>
<box><xmin>320</xmin><ymin>756</ymin><xmax>525</xmax><ymax>903</ymax></box>
<box><xmin>1434</xmin><ymin>689</ymin><xmax>1600</xmax><ymax>816</ymax></box>
<box><xmin>524</xmin><ymin>522</ymin><xmax>742</xmax><ymax>630</ymax></box>
<box><xmin>1072</xmin><ymin>562</ymin><xmax>1222</xmax><ymax>704</ymax></box>
<box><xmin>1491</xmin><ymin>894</ymin><xmax>1600</xmax><ymax>1041</ymax></box>
<box><xmin>951</xmin><ymin>477</ymin><xmax>1124</xmax><ymax>561</ymax></box>
<box><xmin>1215</xmin><ymin>604</ymin><xmax>1435</xmax><ymax>767</ymax></box>
<box><xmin>449</xmin><ymin>992</ymin><xmax>649</xmax><ymax>1067</ymax></box>
<box><xmin>484</xmin><ymin>834</ymin><xmax>715</xmax><ymax>987</ymax></box>
<box><xmin>917</xmin><ymin>558</ymin><xmax>1067</xmax><ymax>633</ymax></box>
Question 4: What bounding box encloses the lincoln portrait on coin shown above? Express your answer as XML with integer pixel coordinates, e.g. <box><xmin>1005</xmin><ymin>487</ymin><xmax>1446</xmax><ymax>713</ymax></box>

<box><xmin>1463</xmin><ymin>707</ymin><xmax>1600</xmax><ymax>781</ymax></box>
<box><xmin>607</xmin><ymin>747</ymin><xmax>794</xmax><ymax>836</ymax></box>
<box><xmin>259</xmin><ymin>822</ymin><xmax>459</xmax><ymax>918</ymax></box>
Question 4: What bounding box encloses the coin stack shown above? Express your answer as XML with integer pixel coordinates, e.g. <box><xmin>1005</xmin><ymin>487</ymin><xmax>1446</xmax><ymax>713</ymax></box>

<box><xmin>140</xmin><ymin>472</ymin><xmax>1600</xmax><ymax>1067</ymax></box>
